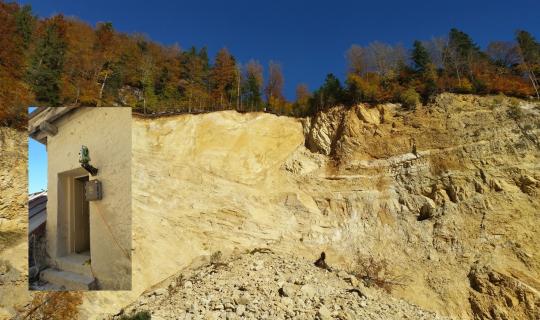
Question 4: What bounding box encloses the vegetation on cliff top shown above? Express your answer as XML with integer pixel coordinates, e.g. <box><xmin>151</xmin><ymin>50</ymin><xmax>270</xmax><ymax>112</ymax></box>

<box><xmin>0</xmin><ymin>1</ymin><xmax>539</xmax><ymax>128</ymax></box>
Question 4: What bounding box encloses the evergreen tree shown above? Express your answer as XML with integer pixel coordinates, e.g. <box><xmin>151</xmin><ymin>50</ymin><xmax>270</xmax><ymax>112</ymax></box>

<box><xmin>411</xmin><ymin>40</ymin><xmax>431</xmax><ymax>74</ymax></box>
<box><xmin>28</xmin><ymin>16</ymin><xmax>67</xmax><ymax>106</ymax></box>
<box><xmin>516</xmin><ymin>30</ymin><xmax>540</xmax><ymax>98</ymax></box>
<box><xmin>322</xmin><ymin>73</ymin><xmax>344</xmax><ymax>106</ymax></box>
<box><xmin>180</xmin><ymin>46</ymin><xmax>210</xmax><ymax>110</ymax></box>
<box><xmin>155</xmin><ymin>66</ymin><xmax>170</xmax><ymax>98</ymax></box>
<box><xmin>199</xmin><ymin>46</ymin><xmax>210</xmax><ymax>96</ymax></box>
<box><xmin>310</xmin><ymin>73</ymin><xmax>344</xmax><ymax>113</ymax></box>
<box><xmin>446</xmin><ymin>28</ymin><xmax>483</xmax><ymax>86</ymax></box>
<box><xmin>448</xmin><ymin>28</ymin><xmax>482</xmax><ymax>59</ymax></box>
<box><xmin>516</xmin><ymin>30</ymin><xmax>540</xmax><ymax>63</ymax></box>
<box><xmin>242</xmin><ymin>60</ymin><xmax>263</xmax><ymax>111</ymax></box>
<box><xmin>2</xmin><ymin>3</ymin><xmax>538</xmax><ymax>116</ymax></box>
<box><xmin>14</xmin><ymin>4</ymin><xmax>34</xmax><ymax>48</ymax></box>
<box><xmin>244</xmin><ymin>73</ymin><xmax>262</xmax><ymax>110</ymax></box>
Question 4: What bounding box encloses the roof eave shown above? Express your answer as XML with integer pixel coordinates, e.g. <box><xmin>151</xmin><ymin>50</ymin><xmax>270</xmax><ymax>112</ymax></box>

<box><xmin>28</xmin><ymin>107</ymin><xmax>81</xmax><ymax>144</ymax></box>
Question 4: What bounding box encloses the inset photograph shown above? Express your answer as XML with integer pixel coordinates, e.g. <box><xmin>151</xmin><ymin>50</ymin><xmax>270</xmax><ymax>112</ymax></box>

<box><xmin>28</xmin><ymin>107</ymin><xmax>132</xmax><ymax>291</ymax></box>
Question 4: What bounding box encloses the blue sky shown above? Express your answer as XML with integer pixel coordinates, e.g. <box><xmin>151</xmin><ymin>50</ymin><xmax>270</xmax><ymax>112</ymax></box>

<box><xmin>28</xmin><ymin>107</ymin><xmax>47</xmax><ymax>193</ymax></box>
<box><xmin>17</xmin><ymin>0</ymin><xmax>540</xmax><ymax>100</ymax></box>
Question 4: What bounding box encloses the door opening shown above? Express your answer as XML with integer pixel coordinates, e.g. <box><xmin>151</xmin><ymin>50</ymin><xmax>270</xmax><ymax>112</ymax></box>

<box><xmin>73</xmin><ymin>175</ymin><xmax>90</xmax><ymax>253</ymax></box>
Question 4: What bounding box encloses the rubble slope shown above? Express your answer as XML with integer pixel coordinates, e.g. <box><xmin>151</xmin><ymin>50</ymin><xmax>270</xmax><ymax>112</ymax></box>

<box><xmin>116</xmin><ymin>249</ymin><xmax>450</xmax><ymax>320</ymax></box>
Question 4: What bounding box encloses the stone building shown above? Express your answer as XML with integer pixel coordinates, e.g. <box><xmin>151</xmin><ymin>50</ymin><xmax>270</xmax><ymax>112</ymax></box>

<box><xmin>29</xmin><ymin>107</ymin><xmax>131</xmax><ymax>290</ymax></box>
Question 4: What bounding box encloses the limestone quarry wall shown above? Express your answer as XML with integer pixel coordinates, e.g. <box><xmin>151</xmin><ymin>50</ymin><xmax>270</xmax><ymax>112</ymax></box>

<box><xmin>0</xmin><ymin>94</ymin><xmax>539</xmax><ymax>319</ymax></box>
<box><xmin>117</xmin><ymin>94</ymin><xmax>537</xmax><ymax>319</ymax></box>
<box><xmin>300</xmin><ymin>94</ymin><xmax>540</xmax><ymax>319</ymax></box>
<box><xmin>46</xmin><ymin>107</ymin><xmax>132</xmax><ymax>290</ymax></box>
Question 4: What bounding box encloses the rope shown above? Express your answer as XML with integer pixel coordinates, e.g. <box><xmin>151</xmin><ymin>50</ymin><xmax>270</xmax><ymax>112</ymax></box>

<box><xmin>93</xmin><ymin>205</ymin><xmax>130</xmax><ymax>260</ymax></box>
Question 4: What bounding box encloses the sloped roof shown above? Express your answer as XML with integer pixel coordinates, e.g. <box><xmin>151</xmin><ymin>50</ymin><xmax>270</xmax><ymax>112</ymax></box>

<box><xmin>29</xmin><ymin>191</ymin><xmax>47</xmax><ymax>234</ymax></box>
<box><xmin>28</xmin><ymin>107</ymin><xmax>81</xmax><ymax>144</ymax></box>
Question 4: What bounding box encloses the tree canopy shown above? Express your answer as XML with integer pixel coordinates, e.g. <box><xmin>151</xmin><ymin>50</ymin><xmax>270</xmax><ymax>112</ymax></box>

<box><xmin>0</xmin><ymin>1</ymin><xmax>538</xmax><ymax>128</ymax></box>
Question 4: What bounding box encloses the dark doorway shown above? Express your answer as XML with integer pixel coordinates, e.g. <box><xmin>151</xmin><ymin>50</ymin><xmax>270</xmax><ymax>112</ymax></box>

<box><xmin>73</xmin><ymin>176</ymin><xmax>90</xmax><ymax>253</ymax></box>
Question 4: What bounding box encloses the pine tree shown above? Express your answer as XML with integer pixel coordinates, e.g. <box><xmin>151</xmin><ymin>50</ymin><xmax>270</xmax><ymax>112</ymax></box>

<box><xmin>310</xmin><ymin>73</ymin><xmax>344</xmax><ymax>113</ymax></box>
<box><xmin>411</xmin><ymin>40</ymin><xmax>431</xmax><ymax>74</ymax></box>
<box><xmin>14</xmin><ymin>4</ymin><xmax>34</xmax><ymax>48</ymax></box>
<box><xmin>448</xmin><ymin>28</ymin><xmax>482</xmax><ymax>59</ymax></box>
<box><xmin>516</xmin><ymin>30</ymin><xmax>540</xmax><ymax>98</ymax></box>
<box><xmin>242</xmin><ymin>60</ymin><xmax>263</xmax><ymax>111</ymax></box>
<box><xmin>199</xmin><ymin>46</ymin><xmax>211</xmax><ymax>101</ymax></box>
<box><xmin>445</xmin><ymin>28</ymin><xmax>482</xmax><ymax>87</ymax></box>
<box><xmin>245</xmin><ymin>74</ymin><xmax>262</xmax><ymax>110</ymax></box>
<box><xmin>179</xmin><ymin>46</ymin><xmax>212</xmax><ymax>110</ymax></box>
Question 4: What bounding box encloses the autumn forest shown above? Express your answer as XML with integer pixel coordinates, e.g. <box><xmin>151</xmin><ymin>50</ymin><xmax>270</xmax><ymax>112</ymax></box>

<box><xmin>1</xmin><ymin>1</ymin><xmax>539</xmax><ymax>128</ymax></box>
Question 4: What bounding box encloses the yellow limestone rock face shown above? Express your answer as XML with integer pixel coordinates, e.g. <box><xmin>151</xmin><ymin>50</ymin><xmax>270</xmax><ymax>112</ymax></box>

<box><xmin>130</xmin><ymin>111</ymin><xmax>306</xmax><ymax>289</ymax></box>
<box><xmin>1</xmin><ymin>94</ymin><xmax>539</xmax><ymax>320</ymax></box>
<box><xmin>134</xmin><ymin>111</ymin><xmax>305</xmax><ymax>185</ymax></box>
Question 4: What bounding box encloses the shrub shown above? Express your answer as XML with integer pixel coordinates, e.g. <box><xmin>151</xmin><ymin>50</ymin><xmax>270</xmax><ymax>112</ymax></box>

<box><xmin>346</xmin><ymin>73</ymin><xmax>385</xmax><ymax>104</ymax></box>
<box><xmin>119</xmin><ymin>311</ymin><xmax>151</xmax><ymax>320</ymax></box>
<box><xmin>350</xmin><ymin>253</ymin><xmax>407</xmax><ymax>293</ymax></box>
<box><xmin>20</xmin><ymin>291</ymin><xmax>83</xmax><ymax>319</ymax></box>
<box><xmin>455</xmin><ymin>78</ymin><xmax>474</xmax><ymax>93</ymax></box>
<box><xmin>508</xmin><ymin>97</ymin><xmax>520</xmax><ymax>108</ymax></box>
<box><xmin>399</xmin><ymin>87</ymin><xmax>421</xmax><ymax>109</ymax></box>
<box><xmin>167</xmin><ymin>273</ymin><xmax>185</xmax><ymax>296</ymax></box>
<box><xmin>491</xmin><ymin>93</ymin><xmax>506</xmax><ymax>108</ymax></box>
<box><xmin>507</xmin><ymin>104</ymin><xmax>524</xmax><ymax>120</ymax></box>
<box><xmin>210</xmin><ymin>250</ymin><xmax>223</xmax><ymax>264</ymax></box>
<box><xmin>429</xmin><ymin>154</ymin><xmax>463</xmax><ymax>176</ymax></box>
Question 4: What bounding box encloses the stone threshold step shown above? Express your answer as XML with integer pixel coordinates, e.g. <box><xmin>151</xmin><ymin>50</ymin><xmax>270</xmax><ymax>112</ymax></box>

<box><xmin>40</xmin><ymin>268</ymin><xmax>97</xmax><ymax>290</ymax></box>
<box><xmin>55</xmin><ymin>252</ymin><xmax>93</xmax><ymax>277</ymax></box>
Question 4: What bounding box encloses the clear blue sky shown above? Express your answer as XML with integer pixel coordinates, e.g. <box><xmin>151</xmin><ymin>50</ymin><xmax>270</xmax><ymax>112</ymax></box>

<box><xmin>17</xmin><ymin>0</ymin><xmax>540</xmax><ymax>99</ymax></box>
<box><xmin>28</xmin><ymin>107</ymin><xmax>47</xmax><ymax>193</ymax></box>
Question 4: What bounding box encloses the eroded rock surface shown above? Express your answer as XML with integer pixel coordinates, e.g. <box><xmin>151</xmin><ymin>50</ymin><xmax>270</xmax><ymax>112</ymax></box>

<box><xmin>0</xmin><ymin>127</ymin><xmax>30</xmax><ymax>318</ymax></box>
<box><xmin>119</xmin><ymin>94</ymin><xmax>539</xmax><ymax>319</ymax></box>
<box><xmin>1</xmin><ymin>94</ymin><xmax>539</xmax><ymax>319</ymax></box>
<box><xmin>468</xmin><ymin>265</ymin><xmax>540</xmax><ymax>320</ymax></box>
